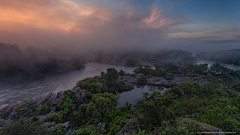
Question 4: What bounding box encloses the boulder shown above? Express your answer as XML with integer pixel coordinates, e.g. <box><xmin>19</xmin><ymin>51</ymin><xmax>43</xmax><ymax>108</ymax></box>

<box><xmin>46</xmin><ymin>94</ymin><xmax>58</xmax><ymax>103</ymax></box>
<box><xmin>13</xmin><ymin>101</ymin><xmax>22</xmax><ymax>107</ymax></box>
<box><xmin>35</xmin><ymin>92</ymin><xmax>52</xmax><ymax>107</ymax></box>
<box><xmin>71</xmin><ymin>104</ymin><xmax>76</xmax><ymax>111</ymax></box>
<box><xmin>119</xmin><ymin>76</ymin><xmax>138</xmax><ymax>83</ymax></box>
<box><xmin>176</xmin><ymin>119</ymin><xmax>225</xmax><ymax>135</ymax></box>
<box><xmin>53</xmin><ymin>98</ymin><xmax>61</xmax><ymax>104</ymax></box>
<box><xmin>97</xmin><ymin>123</ymin><xmax>102</xmax><ymax>129</ymax></box>
<box><xmin>94</xmin><ymin>118</ymin><xmax>98</xmax><ymax>124</ymax></box>
<box><xmin>136</xmin><ymin>73</ymin><xmax>145</xmax><ymax>78</ymax></box>
<box><xmin>80</xmin><ymin>103</ymin><xmax>88</xmax><ymax>107</ymax></box>
<box><xmin>5</xmin><ymin>105</ymin><xmax>13</xmax><ymax>113</ymax></box>
<box><xmin>41</xmin><ymin>122</ymin><xmax>51</xmax><ymax>129</ymax></box>
<box><xmin>50</xmin><ymin>107</ymin><xmax>56</xmax><ymax>112</ymax></box>
<box><xmin>0</xmin><ymin>104</ymin><xmax>9</xmax><ymax>112</ymax></box>
<box><xmin>57</xmin><ymin>91</ymin><xmax>64</xmax><ymax>97</ymax></box>
<box><xmin>0</xmin><ymin>118</ymin><xmax>13</xmax><ymax>127</ymax></box>
<box><xmin>101</xmin><ymin>123</ymin><xmax>106</xmax><ymax>130</ymax></box>
<box><xmin>62</xmin><ymin>121</ymin><xmax>70</xmax><ymax>128</ymax></box>
<box><xmin>78</xmin><ymin>89</ymin><xmax>87</xmax><ymax>103</ymax></box>
<box><xmin>55</xmin><ymin>123</ymin><xmax>62</xmax><ymax>128</ymax></box>
<box><xmin>73</xmin><ymin>87</ymin><xmax>81</xmax><ymax>92</ymax></box>
<box><xmin>37</xmin><ymin>115</ymin><xmax>47</xmax><ymax>121</ymax></box>
<box><xmin>10</xmin><ymin>110</ymin><xmax>17</xmax><ymax>116</ymax></box>
<box><xmin>115</xmin><ymin>118</ymin><xmax>138</xmax><ymax>135</ymax></box>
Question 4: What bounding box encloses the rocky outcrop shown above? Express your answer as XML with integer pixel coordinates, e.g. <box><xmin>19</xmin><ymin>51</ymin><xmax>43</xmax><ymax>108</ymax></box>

<box><xmin>171</xmin><ymin>77</ymin><xmax>208</xmax><ymax>85</ymax></box>
<box><xmin>97</xmin><ymin>122</ymin><xmax>106</xmax><ymax>131</ymax></box>
<box><xmin>5</xmin><ymin>105</ymin><xmax>13</xmax><ymax>113</ymax></box>
<box><xmin>115</xmin><ymin>118</ymin><xmax>138</xmax><ymax>135</ymax></box>
<box><xmin>37</xmin><ymin>115</ymin><xmax>47</xmax><ymax>121</ymax></box>
<box><xmin>79</xmin><ymin>103</ymin><xmax>88</xmax><ymax>107</ymax></box>
<box><xmin>0</xmin><ymin>118</ymin><xmax>13</xmax><ymax>127</ymax></box>
<box><xmin>176</xmin><ymin>119</ymin><xmax>225</xmax><ymax>135</ymax></box>
<box><xmin>46</xmin><ymin>94</ymin><xmax>58</xmax><ymax>103</ymax></box>
<box><xmin>119</xmin><ymin>75</ymin><xmax>208</xmax><ymax>87</ymax></box>
<box><xmin>0</xmin><ymin>104</ymin><xmax>9</xmax><ymax>112</ymax></box>
<box><xmin>147</xmin><ymin>77</ymin><xmax>168</xmax><ymax>85</ymax></box>
<box><xmin>119</xmin><ymin>76</ymin><xmax>138</xmax><ymax>83</ymax></box>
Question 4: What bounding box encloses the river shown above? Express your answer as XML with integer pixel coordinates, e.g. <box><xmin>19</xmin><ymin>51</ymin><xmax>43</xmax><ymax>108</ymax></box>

<box><xmin>0</xmin><ymin>63</ymin><xmax>137</xmax><ymax>106</ymax></box>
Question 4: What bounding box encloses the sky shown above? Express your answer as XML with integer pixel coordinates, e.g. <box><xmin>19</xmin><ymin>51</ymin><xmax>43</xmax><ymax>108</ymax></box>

<box><xmin>0</xmin><ymin>0</ymin><xmax>239</xmax><ymax>53</ymax></box>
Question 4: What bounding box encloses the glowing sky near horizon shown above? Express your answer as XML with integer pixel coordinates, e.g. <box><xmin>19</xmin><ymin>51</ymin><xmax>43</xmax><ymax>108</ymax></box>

<box><xmin>0</xmin><ymin>0</ymin><xmax>239</xmax><ymax>52</ymax></box>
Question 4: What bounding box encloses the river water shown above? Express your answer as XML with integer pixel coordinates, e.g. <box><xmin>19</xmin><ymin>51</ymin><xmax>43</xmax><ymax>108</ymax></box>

<box><xmin>0</xmin><ymin>63</ymin><xmax>137</xmax><ymax>106</ymax></box>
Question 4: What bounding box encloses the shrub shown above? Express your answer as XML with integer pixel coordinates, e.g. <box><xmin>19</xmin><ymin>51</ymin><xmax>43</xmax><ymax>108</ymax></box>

<box><xmin>0</xmin><ymin>111</ymin><xmax>9</xmax><ymax>119</ymax></box>
<box><xmin>0</xmin><ymin>118</ymin><xmax>45</xmax><ymax>135</ymax></box>
<box><xmin>48</xmin><ymin>125</ymin><xmax>67</xmax><ymax>135</ymax></box>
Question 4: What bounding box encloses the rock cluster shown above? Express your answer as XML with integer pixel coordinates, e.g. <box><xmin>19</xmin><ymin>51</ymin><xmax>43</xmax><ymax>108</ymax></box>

<box><xmin>0</xmin><ymin>87</ymin><xmax>88</xmax><ymax>129</ymax></box>
<box><xmin>119</xmin><ymin>73</ymin><xmax>208</xmax><ymax>87</ymax></box>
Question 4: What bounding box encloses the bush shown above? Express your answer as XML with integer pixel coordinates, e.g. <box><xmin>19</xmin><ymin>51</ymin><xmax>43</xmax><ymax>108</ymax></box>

<box><xmin>0</xmin><ymin>111</ymin><xmax>9</xmax><ymax>119</ymax></box>
<box><xmin>108</xmin><ymin>115</ymin><xmax>131</xmax><ymax>134</ymax></box>
<box><xmin>0</xmin><ymin>118</ymin><xmax>45</xmax><ymax>135</ymax></box>
<box><xmin>54</xmin><ymin>111</ymin><xmax>63</xmax><ymax>123</ymax></box>
<box><xmin>48</xmin><ymin>125</ymin><xmax>67</xmax><ymax>135</ymax></box>
<box><xmin>14</xmin><ymin>99</ymin><xmax>36</xmax><ymax>118</ymax></box>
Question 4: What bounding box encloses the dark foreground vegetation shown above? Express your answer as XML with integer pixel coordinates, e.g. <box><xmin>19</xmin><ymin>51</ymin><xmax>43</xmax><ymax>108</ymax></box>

<box><xmin>0</xmin><ymin>43</ymin><xmax>85</xmax><ymax>80</ymax></box>
<box><xmin>0</xmin><ymin>61</ymin><xmax>240</xmax><ymax>135</ymax></box>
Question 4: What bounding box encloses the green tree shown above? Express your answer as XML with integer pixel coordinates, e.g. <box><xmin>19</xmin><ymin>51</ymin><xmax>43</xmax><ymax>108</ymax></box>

<box><xmin>136</xmin><ymin>93</ymin><xmax>176</xmax><ymax>131</ymax></box>
<box><xmin>86</xmin><ymin>92</ymin><xmax>119</xmax><ymax>120</ymax></box>
<box><xmin>105</xmin><ymin>68</ymin><xmax>119</xmax><ymax>88</ymax></box>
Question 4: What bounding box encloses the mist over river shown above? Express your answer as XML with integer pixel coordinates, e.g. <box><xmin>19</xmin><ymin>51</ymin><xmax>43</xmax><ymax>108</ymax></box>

<box><xmin>0</xmin><ymin>63</ymin><xmax>136</xmax><ymax>106</ymax></box>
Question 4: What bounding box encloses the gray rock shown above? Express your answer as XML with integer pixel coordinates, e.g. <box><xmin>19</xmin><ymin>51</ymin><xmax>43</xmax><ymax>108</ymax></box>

<box><xmin>79</xmin><ymin>89</ymin><xmax>87</xmax><ymax>103</ymax></box>
<box><xmin>119</xmin><ymin>76</ymin><xmax>138</xmax><ymax>83</ymax></box>
<box><xmin>97</xmin><ymin>123</ymin><xmax>102</xmax><ymax>129</ymax></box>
<box><xmin>5</xmin><ymin>105</ymin><xmax>13</xmax><ymax>113</ymax></box>
<box><xmin>41</xmin><ymin>122</ymin><xmax>51</xmax><ymax>129</ymax></box>
<box><xmin>54</xmin><ymin>123</ymin><xmax>62</xmax><ymax>128</ymax></box>
<box><xmin>101</xmin><ymin>123</ymin><xmax>106</xmax><ymax>130</ymax></box>
<box><xmin>0</xmin><ymin>118</ymin><xmax>13</xmax><ymax>127</ymax></box>
<box><xmin>80</xmin><ymin>103</ymin><xmax>88</xmax><ymax>107</ymax></box>
<box><xmin>0</xmin><ymin>104</ymin><xmax>9</xmax><ymax>112</ymax></box>
<box><xmin>62</xmin><ymin>121</ymin><xmax>70</xmax><ymax>128</ymax></box>
<box><xmin>136</xmin><ymin>73</ymin><xmax>145</xmax><ymax>78</ymax></box>
<box><xmin>46</xmin><ymin>94</ymin><xmax>58</xmax><ymax>103</ymax></box>
<box><xmin>176</xmin><ymin>119</ymin><xmax>225</xmax><ymax>135</ymax></box>
<box><xmin>52</xmin><ymin>122</ymin><xmax>56</xmax><ymax>127</ymax></box>
<box><xmin>57</xmin><ymin>91</ymin><xmax>64</xmax><ymax>97</ymax></box>
<box><xmin>73</xmin><ymin>87</ymin><xmax>81</xmax><ymax>92</ymax></box>
<box><xmin>36</xmin><ymin>92</ymin><xmax>52</xmax><ymax>107</ymax></box>
<box><xmin>37</xmin><ymin>115</ymin><xmax>47</xmax><ymax>121</ymax></box>
<box><xmin>115</xmin><ymin>118</ymin><xmax>138</xmax><ymax>135</ymax></box>
<box><xmin>94</xmin><ymin>118</ymin><xmax>98</xmax><ymax>124</ymax></box>
<box><xmin>71</xmin><ymin>104</ymin><xmax>76</xmax><ymax>111</ymax></box>
<box><xmin>51</xmin><ymin>107</ymin><xmax>56</xmax><ymax>112</ymax></box>
<box><xmin>54</xmin><ymin>98</ymin><xmax>61</xmax><ymax>104</ymax></box>
<box><xmin>13</xmin><ymin>101</ymin><xmax>22</xmax><ymax>107</ymax></box>
<box><xmin>10</xmin><ymin>110</ymin><xmax>17</xmax><ymax>116</ymax></box>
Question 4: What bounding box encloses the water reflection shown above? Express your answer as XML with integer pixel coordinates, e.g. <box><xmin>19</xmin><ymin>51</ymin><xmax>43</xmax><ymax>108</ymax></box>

<box><xmin>118</xmin><ymin>84</ymin><xmax>170</xmax><ymax>106</ymax></box>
